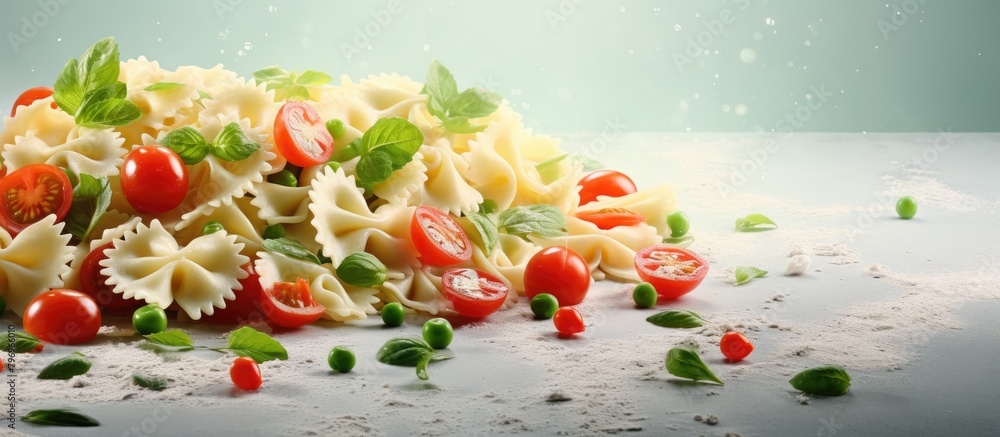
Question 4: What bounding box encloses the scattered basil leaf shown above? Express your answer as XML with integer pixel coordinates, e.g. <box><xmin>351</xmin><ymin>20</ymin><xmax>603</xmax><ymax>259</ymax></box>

<box><xmin>789</xmin><ymin>365</ymin><xmax>852</xmax><ymax>396</ymax></box>
<box><xmin>497</xmin><ymin>204</ymin><xmax>567</xmax><ymax>239</ymax></box>
<box><xmin>734</xmin><ymin>266</ymin><xmax>768</xmax><ymax>286</ymax></box>
<box><xmin>197</xmin><ymin>90</ymin><xmax>212</xmax><ymax>101</ymax></box>
<box><xmin>262</xmin><ymin>238</ymin><xmax>322</xmax><ymax>265</ymax></box>
<box><xmin>252</xmin><ymin>65</ymin><xmax>330</xmax><ymax>101</ymax></box>
<box><xmin>448</xmin><ymin>87</ymin><xmax>503</xmax><ymax>119</ymax></box>
<box><xmin>132</xmin><ymin>373</ymin><xmax>167</xmax><ymax>391</ymax></box>
<box><xmin>536</xmin><ymin>154</ymin><xmax>568</xmax><ymax>185</ymax></box>
<box><xmin>143</xmin><ymin>329</ymin><xmax>195</xmax><ymax>349</ymax></box>
<box><xmin>354</xmin><ymin>117</ymin><xmax>424</xmax><ymax>188</ymax></box>
<box><xmin>160</xmin><ymin>127</ymin><xmax>211</xmax><ymax>165</ymax></box>
<box><xmin>64</xmin><ymin>173</ymin><xmax>112</xmax><ymax>246</ymax></box>
<box><xmin>144</xmin><ymin>82</ymin><xmax>185</xmax><ymax>92</ymax></box>
<box><xmin>423</xmin><ymin>60</ymin><xmax>459</xmax><ymax>112</ymax></box>
<box><xmin>53</xmin><ymin>37</ymin><xmax>141</xmax><ymax>128</ymax></box>
<box><xmin>0</xmin><ymin>331</ymin><xmax>41</xmax><ymax>353</ymax></box>
<box><xmin>570</xmin><ymin>153</ymin><xmax>605</xmax><ymax>171</ymax></box>
<box><xmin>75</xmin><ymin>93</ymin><xmax>142</xmax><ymax>129</ymax></box>
<box><xmin>479</xmin><ymin>199</ymin><xmax>499</xmax><ymax>215</ymax></box>
<box><xmin>440</xmin><ymin>116</ymin><xmax>486</xmax><ymax>134</ymax></box>
<box><xmin>37</xmin><ymin>352</ymin><xmax>92</xmax><ymax>380</ymax></box>
<box><xmin>21</xmin><ymin>409</ymin><xmax>99</xmax><ymax>427</ymax></box>
<box><xmin>211</xmin><ymin>122</ymin><xmax>260</xmax><ymax>162</ymax></box>
<box><xmin>376</xmin><ymin>336</ymin><xmax>453</xmax><ymax>381</ymax></box>
<box><xmin>646</xmin><ymin>310</ymin><xmax>705</xmax><ymax>329</ymax></box>
<box><xmin>734</xmin><ymin>214</ymin><xmax>777</xmax><ymax>232</ymax></box>
<box><xmin>336</xmin><ymin>252</ymin><xmax>389</xmax><ymax>288</ymax></box>
<box><xmin>421</xmin><ymin>60</ymin><xmax>500</xmax><ymax>134</ymax></box>
<box><xmin>463</xmin><ymin>212</ymin><xmax>499</xmax><ymax>256</ymax></box>
<box><xmin>223</xmin><ymin>326</ymin><xmax>289</xmax><ymax>363</ymax></box>
<box><xmin>665</xmin><ymin>346</ymin><xmax>723</xmax><ymax>385</ymax></box>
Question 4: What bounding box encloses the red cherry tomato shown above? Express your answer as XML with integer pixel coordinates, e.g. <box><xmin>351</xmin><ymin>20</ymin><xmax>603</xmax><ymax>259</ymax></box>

<box><xmin>23</xmin><ymin>289</ymin><xmax>102</xmax><ymax>345</ymax></box>
<box><xmin>577</xmin><ymin>170</ymin><xmax>637</xmax><ymax>206</ymax></box>
<box><xmin>259</xmin><ymin>277</ymin><xmax>325</xmax><ymax>328</ymax></box>
<box><xmin>202</xmin><ymin>263</ymin><xmax>264</xmax><ymax>325</ymax></box>
<box><xmin>273</xmin><ymin>101</ymin><xmax>334</xmax><ymax>167</ymax></box>
<box><xmin>633</xmin><ymin>245</ymin><xmax>709</xmax><ymax>300</ymax></box>
<box><xmin>0</xmin><ymin>163</ymin><xmax>72</xmax><ymax>235</ymax></box>
<box><xmin>576</xmin><ymin>208</ymin><xmax>646</xmax><ymax>230</ymax></box>
<box><xmin>410</xmin><ymin>206</ymin><xmax>472</xmax><ymax>266</ymax></box>
<box><xmin>10</xmin><ymin>86</ymin><xmax>55</xmax><ymax>116</ymax></box>
<box><xmin>524</xmin><ymin>247</ymin><xmax>591</xmax><ymax>306</ymax></box>
<box><xmin>442</xmin><ymin>268</ymin><xmax>509</xmax><ymax>318</ymax></box>
<box><xmin>553</xmin><ymin>307</ymin><xmax>585</xmax><ymax>336</ymax></box>
<box><xmin>121</xmin><ymin>145</ymin><xmax>189</xmax><ymax>214</ymax></box>
<box><xmin>230</xmin><ymin>357</ymin><xmax>262</xmax><ymax>391</ymax></box>
<box><xmin>79</xmin><ymin>242</ymin><xmax>143</xmax><ymax>312</ymax></box>
<box><xmin>720</xmin><ymin>331</ymin><xmax>754</xmax><ymax>362</ymax></box>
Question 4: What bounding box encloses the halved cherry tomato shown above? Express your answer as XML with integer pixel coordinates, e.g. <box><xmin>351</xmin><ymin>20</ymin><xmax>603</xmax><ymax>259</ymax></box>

<box><xmin>10</xmin><ymin>86</ymin><xmax>55</xmax><ymax>116</ymax></box>
<box><xmin>576</xmin><ymin>208</ymin><xmax>646</xmax><ymax>230</ymax></box>
<box><xmin>577</xmin><ymin>170</ymin><xmax>637</xmax><ymax>206</ymax></box>
<box><xmin>720</xmin><ymin>331</ymin><xmax>754</xmax><ymax>362</ymax></box>
<box><xmin>23</xmin><ymin>289</ymin><xmax>102</xmax><ymax>345</ymax></box>
<box><xmin>121</xmin><ymin>145</ymin><xmax>189</xmax><ymax>214</ymax></box>
<box><xmin>230</xmin><ymin>357</ymin><xmax>262</xmax><ymax>391</ymax></box>
<box><xmin>442</xmin><ymin>268</ymin><xmax>509</xmax><ymax>318</ymax></box>
<box><xmin>80</xmin><ymin>242</ymin><xmax>143</xmax><ymax>312</ymax></box>
<box><xmin>0</xmin><ymin>163</ymin><xmax>72</xmax><ymax>235</ymax></box>
<box><xmin>273</xmin><ymin>101</ymin><xmax>334</xmax><ymax>167</ymax></box>
<box><xmin>524</xmin><ymin>247</ymin><xmax>591</xmax><ymax>306</ymax></box>
<box><xmin>259</xmin><ymin>277</ymin><xmax>325</xmax><ymax>328</ymax></box>
<box><xmin>202</xmin><ymin>263</ymin><xmax>264</xmax><ymax>325</ymax></box>
<box><xmin>553</xmin><ymin>307</ymin><xmax>585</xmax><ymax>336</ymax></box>
<box><xmin>633</xmin><ymin>245</ymin><xmax>708</xmax><ymax>300</ymax></box>
<box><xmin>410</xmin><ymin>206</ymin><xmax>472</xmax><ymax>266</ymax></box>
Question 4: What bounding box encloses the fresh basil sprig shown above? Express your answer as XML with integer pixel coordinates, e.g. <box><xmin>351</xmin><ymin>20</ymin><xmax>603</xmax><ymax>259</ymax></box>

<box><xmin>252</xmin><ymin>65</ymin><xmax>331</xmax><ymax>101</ymax></box>
<box><xmin>132</xmin><ymin>373</ymin><xmax>168</xmax><ymax>391</ymax></box>
<box><xmin>734</xmin><ymin>266</ymin><xmax>768</xmax><ymax>286</ymax></box>
<box><xmin>421</xmin><ymin>60</ymin><xmax>502</xmax><ymax>134</ymax></box>
<box><xmin>160</xmin><ymin>122</ymin><xmax>259</xmax><ymax>165</ymax></box>
<box><xmin>665</xmin><ymin>346</ymin><xmax>723</xmax><ymax>385</ymax></box>
<box><xmin>143</xmin><ymin>329</ymin><xmax>195</xmax><ymax>349</ymax></box>
<box><xmin>497</xmin><ymin>204</ymin><xmax>567</xmax><ymax>239</ymax></box>
<box><xmin>462</xmin><ymin>212</ymin><xmax>499</xmax><ymax>256</ymax></box>
<box><xmin>142</xmin><ymin>327</ymin><xmax>288</xmax><ymax>364</ymax></box>
<box><xmin>262</xmin><ymin>238</ymin><xmax>322</xmax><ymax>265</ymax></box>
<box><xmin>37</xmin><ymin>352</ymin><xmax>92</xmax><ymax>380</ymax></box>
<box><xmin>0</xmin><ymin>331</ymin><xmax>42</xmax><ymax>353</ymax></box>
<box><xmin>336</xmin><ymin>252</ymin><xmax>388</xmax><ymax>287</ymax></box>
<box><xmin>734</xmin><ymin>214</ymin><xmax>777</xmax><ymax>232</ymax></box>
<box><xmin>570</xmin><ymin>153</ymin><xmax>604</xmax><ymax>171</ymax></box>
<box><xmin>53</xmin><ymin>37</ymin><xmax>141</xmax><ymax>128</ymax></box>
<box><xmin>646</xmin><ymin>310</ymin><xmax>705</xmax><ymax>329</ymax></box>
<box><xmin>64</xmin><ymin>173</ymin><xmax>112</xmax><ymax>246</ymax></box>
<box><xmin>789</xmin><ymin>365</ymin><xmax>852</xmax><ymax>396</ymax></box>
<box><xmin>21</xmin><ymin>409</ymin><xmax>99</xmax><ymax>427</ymax></box>
<box><xmin>353</xmin><ymin>117</ymin><xmax>424</xmax><ymax>189</ymax></box>
<box><xmin>535</xmin><ymin>154</ymin><xmax>568</xmax><ymax>185</ymax></box>
<box><xmin>376</xmin><ymin>336</ymin><xmax>453</xmax><ymax>381</ymax></box>
<box><xmin>144</xmin><ymin>82</ymin><xmax>185</xmax><ymax>92</ymax></box>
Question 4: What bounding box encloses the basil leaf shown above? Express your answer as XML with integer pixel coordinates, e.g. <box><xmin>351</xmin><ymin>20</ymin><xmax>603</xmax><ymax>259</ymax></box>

<box><xmin>132</xmin><ymin>373</ymin><xmax>167</xmax><ymax>391</ymax></box>
<box><xmin>224</xmin><ymin>326</ymin><xmax>288</xmax><ymax>363</ymax></box>
<box><xmin>253</xmin><ymin>66</ymin><xmax>329</xmax><ymax>101</ymax></box>
<box><xmin>536</xmin><ymin>154</ymin><xmax>568</xmax><ymax>185</ymax></box>
<box><xmin>143</xmin><ymin>329</ymin><xmax>195</xmax><ymax>348</ymax></box>
<box><xmin>463</xmin><ymin>212</ymin><xmax>498</xmax><ymax>256</ymax></box>
<box><xmin>423</xmin><ymin>60</ymin><xmax>459</xmax><ymax>119</ymax></box>
<box><xmin>211</xmin><ymin>122</ymin><xmax>260</xmax><ymax>162</ymax></box>
<box><xmin>53</xmin><ymin>37</ymin><xmax>121</xmax><ymax>117</ymax></box>
<box><xmin>252</xmin><ymin>66</ymin><xmax>289</xmax><ymax>83</ymax></box>
<box><xmin>448</xmin><ymin>87</ymin><xmax>502</xmax><ymax>119</ymax></box>
<box><xmin>570</xmin><ymin>153</ymin><xmax>605</xmax><ymax>171</ymax></box>
<box><xmin>789</xmin><ymin>365</ymin><xmax>852</xmax><ymax>396</ymax></box>
<box><xmin>295</xmin><ymin>70</ymin><xmax>332</xmax><ymax>87</ymax></box>
<box><xmin>37</xmin><ymin>352</ymin><xmax>92</xmax><ymax>380</ymax></box>
<box><xmin>337</xmin><ymin>138</ymin><xmax>363</xmax><ymax>161</ymax></box>
<box><xmin>262</xmin><ymin>238</ymin><xmax>321</xmax><ymax>265</ymax></box>
<box><xmin>734</xmin><ymin>214</ymin><xmax>777</xmax><ymax>232</ymax></box>
<box><xmin>734</xmin><ymin>266</ymin><xmax>768</xmax><ymax>286</ymax></box>
<box><xmin>64</xmin><ymin>174</ymin><xmax>111</xmax><ymax>245</ymax></box>
<box><xmin>160</xmin><ymin>127</ymin><xmax>211</xmax><ymax>165</ymax></box>
<box><xmin>361</xmin><ymin>117</ymin><xmax>424</xmax><ymax>156</ymax></box>
<box><xmin>75</xmin><ymin>97</ymin><xmax>142</xmax><ymax>128</ymax></box>
<box><xmin>0</xmin><ymin>331</ymin><xmax>41</xmax><ymax>353</ymax></box>
<box><xmin>21</xmin><ymin>409</ymin><xmax>99</xmax><ymax>427</ymax></box>
<box><xmin>197</xmin><ymin>90</ymin><xmax>212</xmax><ymax>101</ymax></box>
<box><xmin>54</xmin><ymin>58</ymin><xmax>84</xmax><ymax>114</ymax></box>
<box><xmin>144</xmin><ymin>82</ymin><xmax>185</xmax><ymax>92</ymax></box>
<box><xmin>376</xmin><ymin>336</ymin><xmax>452</xmax><ymax>381</ymax></box>
<box><xmin>355</xmin><ymin>150</ymin><xmax>396</xmax><ymax>187</ymax></box>
<box><xmin>498</xmin><ymin>204</ymin><xmax>567</xmax><ymax>239</ymax></box>
<box><xmin>665</xmin><ymin>346</ymin><xmax>723</xmax><ymax>385</ymax></box>
<box><xmin>441</xmin><ymin>116</ymin><xmax>487</xmax><ymax>134</ymax></box>
<box><xmin>336</xmin><ymin>252</ymin><xmax>388</xmax><ymax>288</ymax></box>
<box><xmin>646</xmin><ymin>310</ymin><xmax>705</xmax><ymax>329</ymax></box>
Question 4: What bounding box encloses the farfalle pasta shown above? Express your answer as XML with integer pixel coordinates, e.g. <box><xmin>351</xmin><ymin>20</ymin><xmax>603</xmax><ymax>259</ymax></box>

<box><xmin>0</xmin><ymin>215</ymin><xmax>74</xmax><ymax>315</ymax></box>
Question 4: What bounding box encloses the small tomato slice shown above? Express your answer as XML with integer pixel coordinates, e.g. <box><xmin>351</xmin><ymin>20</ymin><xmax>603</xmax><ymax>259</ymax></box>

<box><xmin>0</xmin><ymin>163</ymin><xmax>72</xmax><ymax>235</ymax></box>
<box><xmin>230</xmin><ymin>357</ymin><xmax>262</xmax><ymax>391</ymax></box>
<box><xmin>202</xmin><ymin>263</ymin><xmax>264</xmax><ymax>325</ymax></box>
<box><xmin>576</xmin><ymin>208</ymin><xmax>646</xmax><ymax>230</ymax></box>
<box><xmin>260</xmin><ymin>277</ymin><xmax>325</xmax><ymax>328</ymax></box>
<box><xmin>720</xmin><ymin>331</ymin><xmax>754</xmax><ymax>362</ymax></box>
<box><xmin>10</xmin><ymin>86</ymin><xmax>55</xmax><ymax>116</ymax></box>
<box><xmin>442</xmin><ymin>268</ymin><xmax>509</xmax><ymax>318</ymax></box>
<box><xmin>577</xmin><ymin>170</ymin><xmax>637</xmax><ymax>206</ymax></box>
<box><xmin>80</xmin><ymin>242</ymin><xmax>143</xmax><ymax>312</ymax></box>
<box><xmin>273</xmin><ymin>101</ymin><xmax>334</xmax><ymax>167</ymax></box>
<box><xmin>410</xmin><ymin>206</ymin><xmax>472</xmax><ymax>266</ymax></box>
<box><xmin>633</xmin><ymin>245</ymin><xmax>708</xmax><ymax>300</ymax></box>
<box><xmin>553</xmin><ymin>307</ymin><xmax>585</xmax><ymax>336</ymax></box>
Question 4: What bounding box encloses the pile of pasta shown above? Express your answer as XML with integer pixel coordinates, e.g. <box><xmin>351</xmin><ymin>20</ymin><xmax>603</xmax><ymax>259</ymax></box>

<box><xmin>0</xmin><ymin>57</ymin><xmax>677</xmax><ymax>322</ymax></box>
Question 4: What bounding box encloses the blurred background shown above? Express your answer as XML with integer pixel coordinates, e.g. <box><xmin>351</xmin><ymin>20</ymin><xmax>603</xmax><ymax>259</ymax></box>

<box><xmin>2</xmin><ymin>0</ymin><xmax>997</xmax><ymax>134</ymax></box>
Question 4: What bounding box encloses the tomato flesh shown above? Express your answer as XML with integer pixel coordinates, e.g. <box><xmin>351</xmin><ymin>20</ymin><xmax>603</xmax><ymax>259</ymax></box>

<box><xmin>553</xmin><ymin>307</ymin><xmax>585</xmax><ymax>335</ymax></box>
<box><xmin>273</xmin><ymin>101</ymin><xmax>334</xmax><ymax>167</ymax></box>
<box><xmin>121</xmin><ymin>145</ymin><xmax>189</xmax><ymax>214</ymax></box>
<box><xmin>576</xmin><ymin>208</ymin><xmax>646</xmax><ymax>230</ymax></box>
<box><xmin>10</xmin><ymin>86</ymin><xmax>55</xmax><ymax>116</ymax></box>
<box><xmin>80</xmin><ymin>242</ymin><xmax>143</xmax><ymax>312</ymax></box>
<box><xmin>633</xmin><ymin>245</ymin><xmax>708</xmax><ymax>300</ymax></box>
<box><xmin>23</xmin><ymin>289</ymin><xmax>102</xmax><ymax>345</ymax></box>
<box><xmin>230</xmin><ymin>357</ymin><xmax>262</xmax><ymax>390</ymax></box>
<box><xmin>202</xmin><ymin>263</ymin><xmax>264</xmax><ymax>325</ymax></box>
<box><xmin>720</xmin><ymin>331</ymin><xmax>754</xmax><ymax>362</ymax></box>
<box><xmin>577</xmin><ymin>170</ymin><xmax>637</xmax><ymax>206</ymax></box>
<box><xmin>260</xmin><ymin>277</ymin><xmax>325</xmax><ymax>328</ymax></box>
<box><xmin>0</xmin><ymin>163</ymin><xmax>72</xmax><ymax>235</ymax></box>
<box><xmin>442</xmin><ymin>268</ymin><xmax>509</xmax><ymax>318</ymax></box>
<box><xmin>523</xmin><ymin>246</ymin><xmax>591</xmax><ymax>306</ymax></box>
<box><xmin>410</xmin><ymin>206</ymin><xmax>472</xmax><ymax>266</ymax></box>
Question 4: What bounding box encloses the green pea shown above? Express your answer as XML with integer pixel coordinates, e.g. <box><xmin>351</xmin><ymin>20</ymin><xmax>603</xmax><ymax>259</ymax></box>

<box><xmin>0</xmin><ymin>295</ymin><xmax>7</xmax><ymax>315</ymax></box>
<box><xmin>530</xmin><ymin>293</ymin><xmax>559</xmax><ymax>320</ymax></box>
<box><xmin>202</xmin><ymin>221</ymin><xmax>225</xmax><ymax>235</ymax></box>
<box><xmin>896</xmin><ymin>196</ymin><xmax>917</xmax><ymax>219</ymax></box>
<box><xmin>381</xmin><ymin>302</ymin><xmax>405</xmax><ymax>327</ymax></box>
<box><xmin>268</xmin><ymin>169</ymin><xmax>298</xmax><ymax>187</ymax></box>
<box><xmin>324</xmin><ymin>161</ymin><xmax>342</xmax><ymax>174</ymax></box>
<box><xmin>327</xmin><ymin>346</ymin><xmax>356</xmax><ymax>373</ymax></box>
<box><xmin>480</xmin><ymin>199</ymin><xmax>499</xmax><ymax>214</ymax></box>
<box><xmin>262</xmin><ymin>224</ymin><xmax>286</xmax><ymax>240</ymax></box>
<box><xmin>666</xmin><ymin>211</ymin><xmax>690</xmax><ymax>238</ymax></box>
<box><xmin>132</xmin><ymin>304</ymin><xmax>168</xmax><ymax>336</ymax></box>
<box><xmin>326</xmin><ymin>119</ymin><xmax>347</xmax><ymax>140</ymax></box>
<box><xmin>422</xmin><ymin>318</ymin><xmax>454</xmax><ymax>349</ymax></box>
<box><xmin>632</xmin><ymin>282</ymin><xmax>657</xmax><ymax>308</ymax></box>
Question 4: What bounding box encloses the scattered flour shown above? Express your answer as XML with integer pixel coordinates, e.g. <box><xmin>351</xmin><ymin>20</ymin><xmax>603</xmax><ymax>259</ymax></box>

<box><xmin>785</xmin><ymin>255</ymin><xmax>812</xmax><ymax>276</ymax></box>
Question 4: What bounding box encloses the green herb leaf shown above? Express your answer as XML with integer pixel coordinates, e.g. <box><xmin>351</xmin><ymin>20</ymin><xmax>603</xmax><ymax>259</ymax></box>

<box><xmin>143</xmin><ymin>329</ymin><xmax>195</xmax><ymax>349</ymax></box>
<box><xmin>448</xmin><ymin>87</ymin><xmax>502</xmax><ymax>119</ymax></box>
<box><xmin>536</xmin><ymin>154</ymin><xmax>568</xmax><ymax>185</ymax></box>
<box><xmin>789</xmin><ymin>365</ymin><xmax>852</xmax><ymax>396</ymax></box>
<box><xmin>54</xmin><ymin>37</ymin><xmax>121</xmax><ymax>115</ymax></box>
<box><xmin>37</xmin><ymin>352</ymin><xmax>92</xmax><ymax>380</ymax></box>
<box><xmin>252</xmin><ymin>65</ymin><xmax>329</xmax><ymax>101</ymax></box>
<box><xmin>132</xmin><ymin>373</ymin><xmax>168</xmax><ymax>391</ymax></box>
<box><xmin>75</xmin><ymin>94</ymin><xmax>141</xmax><ymax>128</ymax></box>
<box><xmin>665</xmin><ymin>346</ymin><xmax>723</xmax><ymax>385</ymax></box>
<box><xmin>224</xmin><ymin>326</ymin><xmax>289</xmax><ymax>363</ymax></box>
<box><xmin>210</xmin><ymin>122</ymin><xmax>260</xmax><ymax>162</ymax></box>
<box><xmin>734</xmin><ymin>266</ymin><xmax>768</xmax><ymax>286</ymax></box>
<box><xmin>336</xmin><ymin>252</ymin><xmax>388</xmax><ymax>288</ymax></box>
<box><xmin>497</xmin><ymin>204</ymin><xmax>567</xmax><ymax>239</ymax></box>
<box><xmin>376</xmin><ymin>336</ymin><xmax>453</xmax><ymax>381</ymax></box>
<box><xmin>337</xmin><ymin>138</ymin><xmax>363</xmax><ymax>161</ymax></box>
<box><xmin>734</xmin><ymin>214</ymin><xmax>777</xmax><ymax>232</ymax></box>
<box><xmin>0</xmin><ymin>331</ymin><xmax>41</xmax><ymax>353</ymax></box>
<box><xmin>463</xmin><ymin>212</ymin><xmax>498</xmax><ymax>256</ymax></box>
<box><xmin>64</xmin><ymin>174</ymin><xmax>111</xmax><ymax>245</ymax></box>
<box><xmin>423</xmin><ymin>60</ymin><xmax>459</xmax><ymax>119</ymax></box>
<box><xmin>441</xmin><ymin>116</ymin><xmax>487</xmax><ymax>134</ymax></box>
<box><xmin>197</xmin><ymin>90</ymin><xmax>212</xmax><ymax>101</ymax></box>
<box><xmin>21</xmin><ymin>409</ymin><xmax>99</xmax><ymax>427</ymax></box>
<box><xmin>262</xmin><ymin>237</ymin><xmax>322</xmax><ymax>265</ymax></box>
<box><xmin>295</xmin><ymin>70</ymin><xmax>333</xmax><ymax>87</ymax></box>
<box><xmin>646</xmin><ymin>310</ymin><xmax>705</xmax><ymax>329</ymax></box>
<box><xmin>54</xmin><ymin>58</ymin><xmax>84</xmax><ymax>114</ymax></box>
<box><xmin>354</xmin><ymin>118</ymin><xmax>424</xmax><ymax>188</ymax></box>
<box><xmin>570</xmin><ymin>153</ymin><xmax>605</xmax><ymax>171</ymax></box>
<box><xmin>144</xmin><ymin>82</ymin><xmax>185</xmax><ymax>92</ymax></box>
<box><xmin>160</xmin><ymin>127</ymin><xmax>211</xmax><ymax>165</ymax></box>
<box><xmin>421</xmin><ymin>60</ymin><xmax>500</xmax><ymax>134</ymax></box>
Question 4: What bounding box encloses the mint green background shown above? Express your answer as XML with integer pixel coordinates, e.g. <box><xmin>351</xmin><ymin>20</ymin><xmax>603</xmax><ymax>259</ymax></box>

<box><xmin>2</xmin><ymin>0</ymin><xmax>998</xmax><ymax>133</ymax></box>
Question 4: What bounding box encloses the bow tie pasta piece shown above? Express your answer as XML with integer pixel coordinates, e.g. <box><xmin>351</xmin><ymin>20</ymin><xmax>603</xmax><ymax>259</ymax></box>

<box><xmin>575</xmin><ymin>184</ymin><xmax>678</xmax><ymax>239</ymax></box>
<box><xmin>254</xmin><ymin>252</ymin><xmax>380</xmax><ymax>322</ymax></box>
<box><xmin>465</xmin><ymin>232</ymin><xmax>541</xmax><ymax>295</ymax></box>
<box><xmin>62</xmin><ymin>213</ymin><xmax>141</xmax><ymax>291</ymax></box>
<box><xmin>197</xmin><ymin>77</ymin><xmax>278</xmax><ymax>135</ymax></box>
<box><xmin>3</xmin><ymin>126</ymin><xmax>126</xmax><ymax>178</ymax></box>
<box><xmin>311</xmin><ymin>85</ymin><xmax>379</xmax><ymax>141</ymax></box>
<box><xmin>0</xmin><ymin>215</ymin><xmax>74</xmax><ymax>316</ymax></box>
<box><xmin>115</xmin><ymin>57</ymin><xmax>202</xmax><ymax>148</ymax></box>
<box><xmin>529</xmin><ymin>216</ymin><xmax>662</xmax><ymax>283</ymax></box>
<box><xmin>174</xmin><ymin>196</ymin><xmax>266</xmax><ymax>258</ymax></box>
<box><xmin>373</xmin><ymin>145</ymin><xmax>483</xmax><ymax>215</ymax></box>
<box><xmin>1</xmin><ymin>97</ymin><xmax>77</xmax><ymax>152</ymax></box>
<box><xmin>462</xmin><ymin>139</ymin><xmax>517</xmax><ymax>212</ymax></box>
<box><xmin>372</xmin><ymin>150</ymin><xmax>428</xmax><ymax>206</ymax></box>
<box><xmin>379</xmin><ymin>266</ymin><xmax>449</xmax><ymax>315</ymax></box>
<box><xmin>250</xmin><ymin>181</ymin><xmax>312</xmax><ymax>225</ymax></box>
<box><xmin>101</xmin><ymin>220</ymin><xmax>249</xmax><ymax>320</ymax></box>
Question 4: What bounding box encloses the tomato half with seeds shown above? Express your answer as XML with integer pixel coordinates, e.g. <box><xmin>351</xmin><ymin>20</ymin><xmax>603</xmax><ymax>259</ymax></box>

<box><xmin>273</xmin><ymin>101</ymin><xmax>334</xmax><ymax>167</ymax></box>
<box><xmin>576</xmin><ymin>208</ymin><xmax>646</xmax><ymax>230</ymax></box>
<box><xmin>442</xmin><ymin>268</ymin><xmax>509</xmax><ymax>318</ymax></box>
<box><xmin>260</xmin><ymin>277</ymin><xmax>325</xmax><ymax>328</ymax></box>
<box><xmin>633</xmin><ymin>245</ymin><xmax>708</xmax><ymax>300</ymax></box>
<box><xmin>410</xmin><ymin>206</ymin><xmax>472</xmax><ymax>266</ymax></box>
<box><xmin>577</xmin><ymin>170</ymin><xmax>637</xmax><ymax>206</ymax></box>
<box><xmin>202</xmin><ymin>263</ymin><xmax>264</xmax><ymax>325</ymax></box>
<box><xmin>0</xmin><ymin>164</ymin><xmax>72</xmax><ymax>235</ymax></box>
<box><xmin>80</xmin><ymin>242</ymin><xmax>143</xmax><ymax>312</ymax></box>
<box><xmin>10</xmin><ymin>86</ymin><xmax>54</xmax><ymax>116</ymax></box>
